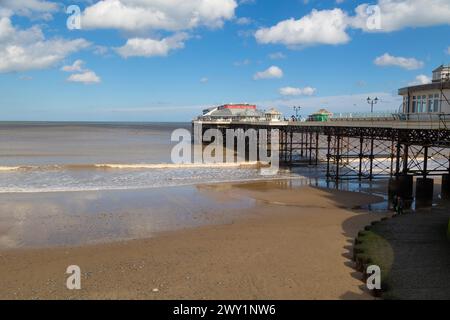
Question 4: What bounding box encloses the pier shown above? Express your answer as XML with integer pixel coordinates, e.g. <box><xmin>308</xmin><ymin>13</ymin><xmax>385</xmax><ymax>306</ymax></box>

<box><xmin>193</xmin><ymin>114</ymin><xmax>450</xmax><ymax>205</ymax></box>
<box><xmin>193</xmin><ymin>66</ymin><xmax>450</xmax><ymax>205</ymax></box>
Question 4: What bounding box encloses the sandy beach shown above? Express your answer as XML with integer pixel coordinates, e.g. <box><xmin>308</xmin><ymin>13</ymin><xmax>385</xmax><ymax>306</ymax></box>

<box><xmin>0</xmin><ymin>180</ymin><xmax>385</xmax><ymax>300</ymax></box>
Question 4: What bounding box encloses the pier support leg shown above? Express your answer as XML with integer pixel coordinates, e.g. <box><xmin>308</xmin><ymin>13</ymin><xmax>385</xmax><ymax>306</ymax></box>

<box><xmin>389</xmin><ymin>175</ymin><xmax>414</xmax><ymax>199</ymax></box>
<box><xmin>284</xmin><ymin>130</ymin><xmax>289</xmax><ymax>164</ymax></box>
<box><xmin>326</xmin><ymin>135</ymin><xmax>331</xmax><ymax>179</ymax></box>
<box><xmin>416</xmin><ymin>178</ymin><xmax>434</xmax><ymax>207</ymax></box>
<box><xmin>309</xmin><ymin>131</ymin><xmax>313</xmax><ymax>165</ymax></box>
<box><xmin>398</xmin><ymin>175</ymin><xmax>414</xmax><ymax>200</ymax></box>
<box><xmin>390</xmin><ymin>140</ymin><xmax>395</xmax><ymax>177</ymax></box>
<box><xmin>388</xmin><ymin>177</ymin><xmax>399</xmax><ymax>201</ymax></box>
<box><xmin>423</xmin><ymin>146</ymin><xmax>429</xmax><ymax>179</ymax></box>
<box><xmin>369</xmin><ymin>137</ymin><xmax>374</xmax><ymax>180</ymax></box>
<box><xmin>315</xmin><ymin>132</ymin><xmax>319</xmax><ymax>165</ymax></box>
<box><xmin>441</xmin><ymin>174</ymin><xmax>450</xmax><ymax>200</ymax></box>
<box><xmin>305</xmin><ymin>132</ymin><xmax>308</xmax><ymax>158</ymax></box>
<box><xmin>335</xmin><ymin>135</ymin><xmax>341</xmax><ymax>181</ymax></box>
<box><xmin>358</xmin><ymin>137</ymin><xmax>364</xmax><ymax>180</ymax></box>
<box><xmin>395</xmin><ymin>142</ymin><xmax>402</xmax><ymax>176</ymax></box>
<box><xmin>289</xmin><ymin>131</ymin><xmax>293</xmax><ymax>165</ymax></box>
<box><xmin>402</xmin><ymin>144</ymin><xmax>409</xmax><ymax>174</ymax></box>
<box><xmin>389</xmin><ymin>175</ymin><xmax>414</xmax><ymax>210</ymax></box>
<box><xmin>300</xmin><ymin>132</ymin><xmax>304</xmax><ymax>157</ymax></box>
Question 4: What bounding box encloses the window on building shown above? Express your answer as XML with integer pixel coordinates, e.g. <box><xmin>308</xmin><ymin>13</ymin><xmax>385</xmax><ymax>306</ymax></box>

<box><xmin>422</xmin><ymin>95</ymin><xmax>427</xmax><ymax>112</ymax></box>
<box><xmin>433</xmin><ymin>94</ymin><xmax>440</xmax><ymax>113</ymax></box>
<box><xmin>428</xmin><ymin>95</ymin><xmax>434</xmax><ymax>112</ymax></box>
<box><xmin>412</xmin><ymin>96</ymin><xmax>417</xmax><ymax>113</ymax></box>
<box><xmin>417</xmin><ymin>96</ymin><xmax>422</xmax><ymax>113</ymax></box>
<box><xmin>433</xmin><ymin>70</ymin><xmax>441</xmax><ymax>82</ymax></box>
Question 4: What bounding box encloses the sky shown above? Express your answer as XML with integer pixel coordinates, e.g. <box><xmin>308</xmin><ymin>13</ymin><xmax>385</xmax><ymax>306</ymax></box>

<box><xmin>1</xmin><ymin>0</ymin><xmax>450</xmax><ymax>121</ymax></box>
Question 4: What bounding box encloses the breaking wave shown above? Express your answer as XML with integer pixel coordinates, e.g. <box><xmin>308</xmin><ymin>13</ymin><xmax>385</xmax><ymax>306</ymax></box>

<box><xmin>0</xmin><ymin>161</ymin><xmax>267</xmax><ymax>172</ymax></box>
<box><xmin>0</xmin><ymin>161</ymin><xmax>283</xmax><ymax>194</ymax></box>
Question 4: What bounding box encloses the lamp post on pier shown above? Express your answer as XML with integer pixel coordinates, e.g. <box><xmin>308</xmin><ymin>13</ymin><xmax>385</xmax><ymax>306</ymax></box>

<box><xmin>293</xmin><ymin>106</ymin><xmax>301</xmax><ymax>121</ymax></box>
<box><xmin>367</xmin><ymin>97</ymin><xmax>378</xmax><ymax>114</ymax></box>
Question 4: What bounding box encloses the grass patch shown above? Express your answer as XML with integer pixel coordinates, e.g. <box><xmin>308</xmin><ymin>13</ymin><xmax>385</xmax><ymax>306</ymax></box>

<box><xmin>354</xmin><ymin>230</ymin><xmax>394</xmax><ymax>290</ymax></box>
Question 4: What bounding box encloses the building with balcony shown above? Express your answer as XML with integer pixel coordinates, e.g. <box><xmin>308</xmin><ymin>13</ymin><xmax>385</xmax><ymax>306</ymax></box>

<box><xmin>399</xmin><ymin>65</ymin><xmax>450</xmax><ymax>115</ymax></box>
<box><xmin>197</xmin><ymin>104</ymin><xmax>282</xmax><ymax>122</ymax></box>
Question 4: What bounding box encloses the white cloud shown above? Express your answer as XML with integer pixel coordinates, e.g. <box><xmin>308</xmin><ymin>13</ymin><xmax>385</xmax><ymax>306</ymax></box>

<box><xmin>447</xmin><ymin>47</ymin><xmax>450</xmax><ymax>55</ymax></box>
<box><xmin>82</xmin><ymin>0</ymin><xmax>237</xmax><ymax>32</ymax></box>
<box><xmin>93</xmin><ymin>45</ymin><xmax>109</xmax><ymax>56</ymax></box>
<box><xmin>80</xmin><ymin>0</ymin><xmax>239</xmax><ymax>60</ymax></box>
<box><xmin>352</xmin><ymin>0</ymin><xmax>450</xmax><ymax>33</ymax></box>
<box><xmin>253</xmin><ymin>66</ymin><xmax>283</xmax><ymax>80</ymax></box>
<box><xmin>255</xmin><ymin>1</ymin><xmax>450</xmax><ymax>49</ymax></box>
<box><xmin>269</xmin><ymin>52</ymin><xmax>286</xmax><ymax>60</ymax></box>
<box><xmin>0</xmin><ymin>0</ymin><xmax>58</xmax><ymax>19</ymax></box>
<box><xmin>233</xmin><ymin>59</ymin><xmax>251</xmax><ymax>66</ymax></box>
<box><xmin>280</xmin><ymin>86</ymin><xmax>316</xmax><ymax>96</ymax></box>
<box><xmin>115</xmin><ymin>33</ymin><xmax>189</xmax><ymax>58</ymax></box>
<box><xmin>67</xmin><ymin>71</ymin><xmax>101</xmax><ymax>84</ymax></box>
<box><xmin>236</xmin><ymin>17</ymin><xmax>252</xmax><ymax>25</ymax></box>
<box><xmin>61</xmin><ymin>60</ymin><xmax>100</xmax><ymax>85</ymax></box>
<box><xmin>61</xmin><ymin>60</ymin><xmax>85</xmax><ymax>72</ymax></box>
<box><xmin>374</xmin><ymin>53</ymin><xmax>424</xmax><ymax>70</ymax></box>
<box><xmin>409</xmin><ymin>74</ymin><xmax>431</xmax><ymax>86</ymax></box>
<box><xmin>0</xmin><ymin>16</ymin><xmax>14</xmax><ymax>38</ymax></box>
<box><xmin>255</xmin><ymin>9</ymin><xmax>350</xmax><ymax>47</ymax></box>
<box><xmin>0</xmin><ymin>17</ymin><xmax>90</xmax><ymax>73</ymax></box>
<box><xmin>19</xmin><ymin>75</ymin><xmax>32</xmax><ymax>81</ymax></box>
<box><xmin>200</xmin><ymin>77</ymin><xmax>208</xmax><ymax>83</ymax></box>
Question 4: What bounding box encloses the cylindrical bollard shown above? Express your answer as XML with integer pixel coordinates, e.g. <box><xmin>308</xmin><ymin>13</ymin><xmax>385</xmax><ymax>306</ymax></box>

<box><xmin>388</xmin><ymin>177</ymin><xmax>399</xmax><ymax>200</ymax></box>
<box><xmin>442</xmin><ymin>174</ymin><xmax>450</xmax><ymax>200</ymax></box>
<box><xmin>416</xmin><ymin>178</ymin><xmax>434</xmax><ymax>207</ymax></box>
<box><xmin>397</xmin><ymin>175</ymin><xmax>414</xmax><ymax>200</ymax></box>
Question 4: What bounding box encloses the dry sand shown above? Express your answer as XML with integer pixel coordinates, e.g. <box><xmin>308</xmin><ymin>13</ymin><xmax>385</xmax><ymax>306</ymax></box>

<box><xmin>0</xmin><ymin>181</ymin><xmax>386</xmax><ymax>300</ymax></box>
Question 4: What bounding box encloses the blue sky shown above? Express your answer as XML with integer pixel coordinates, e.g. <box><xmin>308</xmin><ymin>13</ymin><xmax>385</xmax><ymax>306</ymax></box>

<box><xmin>1</xmin><ymin>0</ymin><xmax>450</xmax><ymax>121</ymax></box>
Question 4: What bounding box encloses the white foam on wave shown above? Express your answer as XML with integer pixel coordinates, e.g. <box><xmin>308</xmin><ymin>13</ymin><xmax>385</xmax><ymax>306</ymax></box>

<box><xmin>0</xmin><ymin>161</ymin><xmax>268</xmax><ymax>172</ymax></box>
<box><xmin>0</xmin><ymin>175</ymin><xmax>298</xmax><ymax>194</ymax></box>
<box><xmin>0</xmin><ymin>166</ymin><xmax>21</xmax><ymax>171</ymax></box>
<box><xmin>94</xmin><ymin>162</ymin><xmax>266</xmax><ymax>170</ymax></box>
<box><xmin>0</xmin><ymin>161</ymin><xmax>285</xmax><ymax>194</ymax></box>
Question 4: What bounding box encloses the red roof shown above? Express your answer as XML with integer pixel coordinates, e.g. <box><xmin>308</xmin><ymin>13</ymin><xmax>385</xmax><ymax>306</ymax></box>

<box><xmin>220</xmin><ymin>104</ymin><xmax>256</xmax><ymax>110</ymax></box>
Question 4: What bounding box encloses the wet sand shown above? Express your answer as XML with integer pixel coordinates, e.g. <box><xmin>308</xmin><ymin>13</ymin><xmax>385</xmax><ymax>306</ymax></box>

<box><xmin>0</xmin><ymin>181</ymin><xmax>385</xmax><ymax>300</ymax></box>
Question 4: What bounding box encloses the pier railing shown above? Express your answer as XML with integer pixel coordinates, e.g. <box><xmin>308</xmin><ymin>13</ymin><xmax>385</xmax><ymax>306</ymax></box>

<box><xmin>194</xmin><ymin>112</ymin><xmax>450</xmax><ymax>132</ymax></box>
<box><xmin>328</xmin><ymin>112</ymin><xmax>450</xmax><ymax>123</ymax></box>
<box><xmin>329</xmin><ymin>111</ymin><xmax>398</xmax><ymax>121</ymax></box>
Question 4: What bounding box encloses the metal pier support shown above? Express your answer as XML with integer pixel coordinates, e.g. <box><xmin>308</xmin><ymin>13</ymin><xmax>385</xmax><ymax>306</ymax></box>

<box><xmin>442</xmin><ymin>174</ymin><xmax>450</xmax><ymax>199</ymax></box>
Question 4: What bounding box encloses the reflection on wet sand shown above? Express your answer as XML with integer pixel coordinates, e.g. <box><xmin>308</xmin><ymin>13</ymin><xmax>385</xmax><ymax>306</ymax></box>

<box><xmin>0</xmin><ymin>186</ymin><xmax>256</xmax><ymax>249</ymax></box>
<box><xmin>0</xmin><ymin>178</ymin><xmax>389</xmax><ymax>249</ymax></box>
<box><xmin>0</xmin><ymin>179</ymin><xmax>387</xmax><ymax>300</ymax></box>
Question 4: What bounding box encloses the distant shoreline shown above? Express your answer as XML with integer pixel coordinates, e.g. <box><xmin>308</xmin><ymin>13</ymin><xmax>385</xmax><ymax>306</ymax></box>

<box><xmin>0</xmin><ymin>121</ymin><xmax>193</xmax><ymax>125</ymax></box>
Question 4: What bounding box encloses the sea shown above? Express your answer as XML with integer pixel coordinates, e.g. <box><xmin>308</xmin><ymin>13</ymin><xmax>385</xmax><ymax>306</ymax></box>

<box><xmin>0</xmin><ymin>122</ymin><xmax>390</xmax><ymax>248</ymax></box>
<box><xmin>0</xmin><ymin>122</ymin><xmax>295</xmax><ymax>193</ymax></box>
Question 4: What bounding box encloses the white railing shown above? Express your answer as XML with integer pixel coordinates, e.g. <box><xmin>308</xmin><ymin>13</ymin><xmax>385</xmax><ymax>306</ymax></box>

<box><xmin>329</xmin><ymin>111</ymin><xmax>399</xmax><ymax>121</ymax></box>
<box><xmin>397</xmin><ymin>113</ymin><xmax>450</xmax><ymax>123</ymax></box>
<box><xmin>327</xmin><ymin>112</ymin><xmax>450</xmax><ymax>123</ymax></box>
